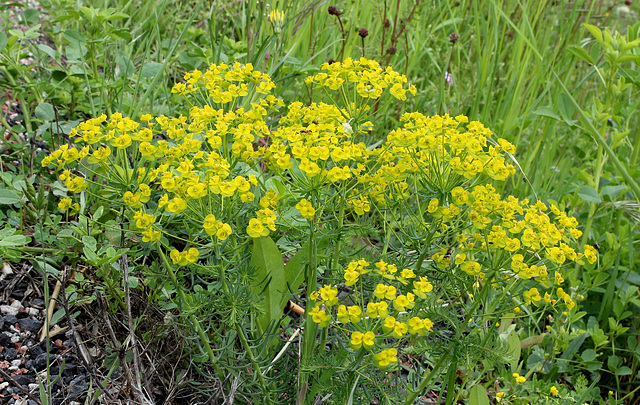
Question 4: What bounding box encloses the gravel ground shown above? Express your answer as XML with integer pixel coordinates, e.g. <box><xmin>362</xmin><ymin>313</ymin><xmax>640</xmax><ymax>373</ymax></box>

<box><xmin>0</xmin><ymin>263</ymin><xmax>88</xmax><ymax>405</ymax></box>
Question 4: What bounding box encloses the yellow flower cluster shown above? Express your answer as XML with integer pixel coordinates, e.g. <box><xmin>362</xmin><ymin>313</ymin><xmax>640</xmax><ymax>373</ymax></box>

<box><xmin>309</xmin><ymin>259</ymin><xmax>433</xmax><ymax>369</ymax></box>
<box><xmin>305</xmin><ymin>57</ymin><xmax>417</xmax><ymax>101</ymax></box>
<box><xmin>172</xmin><ymin>61</ymin><xmax>276</xmax><ymax>101</ymax></box>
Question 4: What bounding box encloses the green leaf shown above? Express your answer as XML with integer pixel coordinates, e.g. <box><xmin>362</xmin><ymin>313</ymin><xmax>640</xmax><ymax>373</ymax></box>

<box><xmin>520</xmin><ymin>333</ymin><xmax>546</xmax><ymax>349</ymax></box>
<box><xmin>35</xmin><ymin>102</ymin><xmax>55</xmax><ymax>121</ymax></box>
<box><xmin>0</xmin><ymin>234</ymin><xmax>27</xmax><ymax>247</ymax></box>
<box><xmin>600</xmin><ymin>184</ymin><xmax>627</xmax><ymax>200</ymax></box>
<box><xmin>0</xmin><ymin>189</ymin><xmax>20</xmax><ymax>205</ymax></box>
<box><xmin>0</xmin><ymin>32</ymin><xmax>7</xmax><ymax>52</ymax></box>
<box><xmin>558</xmin><ymin>92</ymin><xmax>575</xmax><ymax>122</ymax></box>
<box><xmin>280</xmin><ymin>239</ymin><xmax>327</xmax><ymax>310</ymax></box>
<box><xmin>507</xmin><ymin>332</ymin><xmax>521</xmax><ymax>372</ymax></box>
<box><xmin>140</xmin><ymin>62</ymin><xmax>163</xmax><ymax>78</ymax></box>
<box><xmin>116</xmin><ymin>52</ymin><xmax>135</xmax><ymax>77</ymax></box>
<box><xmin>581</xmin><ymin>349</ymin><xmax>597</xmax><ymax>362</ymax></box>
<box><xmin>22</xmin><ymin>8</ymin><xmax>40</xmax><ymax>25</ymax></box>
<box><xmin>584</xmin><ymin>24</ymin><xmax>603</xmax><ymax>43</ymax></box>
<box><xmin>615</xmin><ymin>366</ymin><xmax>632</xmax><ymax>376</ymax></box>
<box><xmin>469</xmin><ymin>385</ymin><xmax>490</xmax><ymax>405</ymax></box>
<box><xmin>558</xmin><ymin>332</ymin><xmax>588</xmax><ymax>372</ymax></box>
<box><xmin>105</xmin><ymin>12</ymin><xmax>129</xmax><ymax>21</ymax></box>
<box><xmin>250</xmin><ymin>236</ymin><xmax>287</xmax><ymax>333</ymax></box>
<box><xmin>532</xmin><ymin>106</ymin><xmax>560</xmax><ymax>120</ymax></box>
<box><xmin>568</xmin><ymin>45</ymin><xmax>595</xmax><ymax>65</ymax></box>
<box><xmin>578</xmin><ymin>186</ymin><xmax>602</xmax><ymax>204</ymax></box>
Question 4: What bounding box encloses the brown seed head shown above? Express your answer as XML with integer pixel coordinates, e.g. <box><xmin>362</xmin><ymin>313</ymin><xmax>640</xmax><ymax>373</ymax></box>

<box><xmin>449</xmin><ymin>32</ymin><xmax>460</xmax><ymax>44</ymax></box>
<box><xmin>386</xmin><ymin>46</ymin><xmax>397</xmax><ymax>55</ymax></box>
<box><xmin>359</xmin><ymin>28</ymin><xmax>369</xmax><ymax>38</ymax></box>
<box><xmin>327</xmin><ymin>59</ymin><xmax>337</xmax><ymax>65</ymax></box>
<box><xmin>328</xmin><ymin>6</ymin><xmax>341</xmax><ymax>16</ymax></box>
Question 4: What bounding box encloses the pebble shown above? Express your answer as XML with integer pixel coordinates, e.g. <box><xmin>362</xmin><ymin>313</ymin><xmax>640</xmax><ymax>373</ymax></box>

<box><xmin>10</xmin><ymin>358</ymin><xmax>21</xmax><ymax>368</ymax></box>
<box><xmin>4</xmin><ymin>347</ymin><xmax>17</xmax><ymax>360</ymax></box>
<box><xmin>0</xmin><ymin>382</ymin><xmax>8</xmax><ymax>390</ymax></box>
<box><xmin>5</xmin><ymin>314</ymin><xmax>18</xmax><ymax>325</ymax></box>
<box><xmin>26</xmin><ymin>308</ymin><xmax>38</xmax><ymax>317</ymax></box>
<box><xmin>18</xmin><ymin>318</ymin><xmax>43</xmax><ymax>332</ymax></box>
<box><xmin>0</xmin><ymin>332</ymin><xmax>11</xmax><ymax>346</ymax></box>
<box><xmin>1</xmin><ymin>305</ymin><xmax>19</xmax><ymax>316</ymax></box>
<box><xmin>10</xmin><ymin>300</ymin><xmax>22</xmax><ymax>309</ymax></box>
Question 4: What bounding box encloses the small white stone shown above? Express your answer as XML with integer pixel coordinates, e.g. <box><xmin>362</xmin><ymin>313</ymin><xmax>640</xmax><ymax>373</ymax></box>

<box><xmin>27</xmin><ymin>307</ymin><xmax>39</xmax><ymax>317</ymax></box>
<box><xmin>11</xmin><ymin>334</ymin><xmax>21</xmax><ymax>343</ymax></box>
<box><xmin>10</xmin><ymin>300</ymin><xmax>22</xmax><ymax>309</ymax></box>
<box><xmin>11</xmin><ymin>359</ymin><xmax>22</xmax><ymax>368</ymax></box>
<box><xmin>28</xmin><ymin>383</ymin><xmax>39</xmax><ymax>391</ymax></box>
<box><xmin>0</xmin><ymin>305</ymin><xmax>18</xmax><ymax>316</ymax></box>
<box><xmin>0</xmin><ymin>382</ymin><xmax>8</xmax><ymax>390</ymax></box>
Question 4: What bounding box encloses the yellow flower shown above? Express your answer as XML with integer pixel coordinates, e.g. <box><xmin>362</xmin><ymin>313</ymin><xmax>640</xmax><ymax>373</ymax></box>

<box><xmin>550</xmin><ymin>386</ymin><xmax>559</xmax><ymax>396</ymax></box>
<box><xmin>318</xmin><ymin>285</ymin><xmax>339</xmax><ymax>306</ymax></box>
<box><xmin>512</xmin><ymin>373</ymin><xmax>526</xmax><ymax>384</ymax></box>
<box><xmin>309</xmin><ymin>306</ymin><xmax>331</xmax><ymax>327</ymax></box>
<box><xmin>366</xmin><ymin>301</ymin><xmax>388</xmax><ymax>318</ymax></box>
<box><xmin>373</xmin><ymin>348</ymin><xmax>398</xmax><ymax>368</ymax></box>
<box><xmin>247</xmin><ymin>218</ymin><xmax>269</xmax><ymax>238</ymax></box>
<box><xmin>58</xmin><ymin>198</ymin><xmax>72</xmax><ymax>211</ymax></box>
<box><xmin>295</xmin><ymin>199</ymin><xmax>316</xmax><ymax>220</ymax></box>
<box><xmin>413</xmin><ymin>276</ymin><xmax>433</xmax><ymax>298</ymax></box>
<box><xmin>216</xmin><ymin>222</ymin><xmax>232</xmax><ymax>240</ymax></box>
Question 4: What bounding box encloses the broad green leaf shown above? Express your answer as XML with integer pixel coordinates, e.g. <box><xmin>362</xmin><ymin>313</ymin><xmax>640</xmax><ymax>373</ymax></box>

<box><xmin>0</xmin><ymin>234</ymin><xmax>27</xmax><ymax>247</ymax></box>
<box><xmin>558</xmin><ymin>333</ymin><xmax>588</xmax><ymax>372</ymax></box>
<box><xmin>469</xmin><ymin>385</ymin><xmax>490</xmax><ymax>405</ymax></box>
<box><xmin>250</xmin><ymin>236</ymin><xmax>287</xmax><ymax>333</ymax></box>
<box><xmin>600</xmin><ymin>184</ymin><xmax>627</xmax><ymax>200</ymax></box>
<box><xmin>532</xmin><ymin>106</ymin><xmax>560</xmax><ymax>120</ymax></box>
<box><xmin>116</xmin><ymin>52</ymin><xmax>135</xmax><ymax>77</ymax></box>
<box><xmin>0</xmin><ymin>32</ymin><xmax>7</xmax><ymax>52</ymax></box>
<box><xmin>615</xmin><ymin>366</ymin><xmax>632</xmax><ymax>376</ymax></box>
<box><xmin>521</xmin><ymin>333</ymin><xmax>546</xmax><ymax>349</ymax></box>
<box><xmin>281</xmin><ymin>238</ymin><xmax>328</xmax><ymax>310</ymax></box>
<box><xmin>584</xmin><ymin>24</ymin><xmax>603</xmax><ymax>43</ymax></box>
<box><xmin>568</xmin><ymin>45</ymin><xmax>595</xmax><ymax>65</ymax></box>
<box><xmin>578</xmin><ymin>186</ymin><xmax>602</xmax><ymax>204</ymax></box>
<box><xmin>35</xmin><ymin>102</ymin><xmax>55</xmax><ymax>121</ymax></box>
<box><xmin>507</xmin><ymin>332</ymin><xmax>521</xmax><ymax>372</ymax></box>
<box><xmin>558</xmin><ymin>92</ymin><xmax>575</xmax><ymax>122</ymax></box>
<box><xmin>140</xmin><ymin>62</ymin><xmax>163</xmax><ymax>78</ymax></box>
<box><xmin>0</xmin><ymin>189</ymin><xmax>20</xmax><ymax>204</ymax></box>
<box><xmin>581</xmin><ymin>349</ymin><xmax>597</xmax><ymax>362</ymax></box>
<box><xmin>105</xmin><ymin>12</ymin><xmax>129</xmax><ymax>21</ymax></box>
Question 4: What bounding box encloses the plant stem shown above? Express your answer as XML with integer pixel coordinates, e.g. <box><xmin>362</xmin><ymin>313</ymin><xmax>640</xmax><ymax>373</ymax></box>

<box><xmin>235</xmin><ymin>322</ymin><xmax>273</xmax><ymax>404</ymax></box>
<box><xmin>157</xmin><ymin>248</ymin><xmax>224</xmax><ymax>380</ymax></box>
<box><xmin>297</xmin><ymin>222</ymin><xmax>317</xmax><ymax>405</ymax></box>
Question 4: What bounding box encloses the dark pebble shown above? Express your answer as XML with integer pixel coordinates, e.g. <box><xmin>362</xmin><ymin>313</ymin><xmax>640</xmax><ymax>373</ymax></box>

<box><xmin>25</xmin><ymin>359</ymin><xmax>33</xmax><ymax>369</ymax></box>
<box><xmin>30</xmin><ymin>298</ymin><xmax>45</xmax><ymax>308</ymax></box>
<box><xmin>68</xmin><ymin>374</ymin><xmax>88</xmax><ymax>400</ymax></box>
<box><xmin>4</xmin><ymin>314</ymin><xmax>18</xmax><ymax>326</ymax></box>
<box><xmin>18</xmin><ymin>318</ymin><xmax>43</xmax><ymax>332</ymax></box>
<box><xmin>35</xmin><ymin>353</ymin><xmax>49</xmax><ymax>369</ymax></box>
<box><xmin>30</xmin><ymin>344</ymin><xmax>43</xmax><ymax>357</ymax></box>
<box><xmin>12</xmin><ymin>374</ymin><xmax>33</xmax><ymax>386</ymax></box>
<box><xmin>23</xmin><ymin>338</ymin><xmax>35</xmax><ymax>347</ymax></box>
<box><xmin>4</xmin><ymin>347</ymin><xmax>17</xmax><ymax>360</ymax></box>
<box><xmin>16</xmin><ymin>311</ymin><xmax>28</xmax><ymax>319</ymax></box>
<box><xmin>29</xmin><ymin>401</ymin><xmax>39</xmax><ymax>405</ymax></box>
<box><xmin>10</xmin><ymin>291</ymin><xmax>24</xmax><ymax>300</ymax></box>
<box><xmin>0</xmin><ymin>332</ymin><xmax>11</xmax><ymax>346</ymax></box>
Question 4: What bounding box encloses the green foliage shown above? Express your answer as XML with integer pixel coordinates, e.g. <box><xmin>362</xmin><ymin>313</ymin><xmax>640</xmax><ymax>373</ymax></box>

<box><xmin>3</xmin><ymin>0</ymin><xmax>640</xmax><ymax>403</ymax></box>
